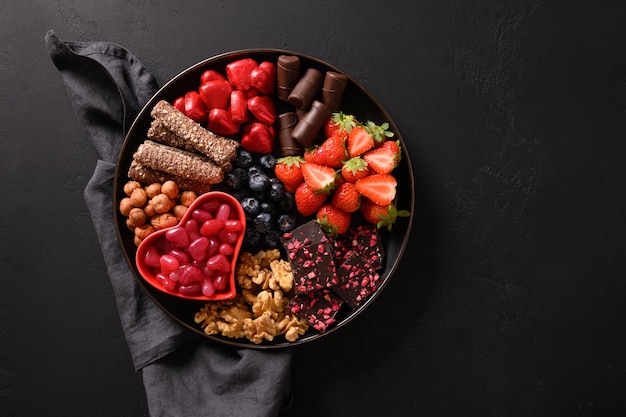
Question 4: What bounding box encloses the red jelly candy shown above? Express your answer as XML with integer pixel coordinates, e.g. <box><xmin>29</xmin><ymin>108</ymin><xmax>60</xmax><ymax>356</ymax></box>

<box><xmin>179</xmin><ymin>265</ymin><xmax>203</xmax><ymax>285</ymax></box>
<box><xmin>165</xmin><ymin>227</ymin><xmax>189</xmax><ymax>248</ymax></box>
<box><xmin>184</xmin><ymin>219</ymin><xmax>201</xmax><ymax>242</ymax></box>
<box><xmin>200</xmin><ymin>219</ymin><xmax>224</xmax><ymax>236</ymax></box>
<box><xmin>213</xmin><ymin>272</ymin><xmax>229</xmax><ymax>291</ymax></box>
<box><xmin>169</xmin><ymin>248</ymin><xmax>190</xmax><ymax>265</ymax></box>
<box><xmin>160</xmin><ymin>254</ymin><xmax>179</xmax><ymax>275</ymax></box>
<box><xmin>156</xmin><ymin>273</ymin><xmax>177</xmax><ymax>292</ymax></box>
<box><xmin>207</xmin><ymin>237</ymin><xmax>220</xmax><ymax>257</ymax></box>
<box><xmin>223</xmin><ymin>219</ymin><xmax>243</xmax><ymax>232</ymax></box>
<box><xmin>215</xmin><ymin>203</ymin><xmax>231</xmax><ymax>221</ymax></box>
<box><xmin>201</xmin><ymin>199</ymin><xmax>221</xmax><ymax>213</ymax></box>
<box><xmin>219</xmin><ymin>242</ymin><xmax>234</xmax><ymax>256</ymax></box>
<box><xmin>144</xmin><ymin>246</ymin><xmax>161</xmax><ymax>269</ymax></box>
<box><xmin>191</xmin><ymin>209</ymin><xmax>212</xmax><ymax>223</ymax></box>
<box><xmin>178</xmin><ymin>282</ymin><xmax>201</xmax><ymax>296</ymax></box>
<box><xmin>206</xmin><ymin>253</ymin><xmax>231</xmax><ymax>273</ymax></box>
<box><xmin>202</xmin><ymin>278</ymin><xmax>216</xmax><ymax>297</ymax></box>
<box><xmin>188</xmin><ymin>237</ymin><xmax>210</xmax><ymax>262</ymax></box>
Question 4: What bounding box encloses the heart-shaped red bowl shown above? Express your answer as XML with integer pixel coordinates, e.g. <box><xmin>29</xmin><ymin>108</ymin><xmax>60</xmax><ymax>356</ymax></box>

<box><xmin>135</xmin><ymin>191</ymin><xmax>245</xmax><ymax>301</ymax></box>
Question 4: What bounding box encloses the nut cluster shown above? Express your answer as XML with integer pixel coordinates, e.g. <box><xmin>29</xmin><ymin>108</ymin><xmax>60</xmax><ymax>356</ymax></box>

<box><xmin>194</xmin><ymin>249</ymin><xmax>309</xmax><ymax>343</ymax></box>
<box><xmin>119</xmin><ymin>180</ymin><xmax>198</xmax><ymax>246</ymax></box>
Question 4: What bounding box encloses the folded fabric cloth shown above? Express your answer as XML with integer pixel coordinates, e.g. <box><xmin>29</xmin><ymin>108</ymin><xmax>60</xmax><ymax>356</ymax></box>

<box><xmin>45</xmin><ymin>30</ymin><xmax>293</xmax><ymax>417</ymax></box>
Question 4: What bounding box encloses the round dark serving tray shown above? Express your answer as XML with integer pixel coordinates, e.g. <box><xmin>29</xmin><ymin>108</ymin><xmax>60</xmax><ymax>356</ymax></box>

<box><xmin>113</xmin><ymin>49</ymin><xmax>415</xmax><ymax>348</ymax></box>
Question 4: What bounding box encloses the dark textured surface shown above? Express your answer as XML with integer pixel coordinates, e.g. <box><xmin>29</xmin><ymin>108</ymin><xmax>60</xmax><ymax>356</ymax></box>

<box><xmin>1</xmin><ymin>1</ymin><xmax>625</xmax><ymax>416</ymax></box>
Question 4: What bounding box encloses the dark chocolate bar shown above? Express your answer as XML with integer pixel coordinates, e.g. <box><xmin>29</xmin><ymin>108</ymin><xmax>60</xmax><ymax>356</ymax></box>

<box><xmin>287</xmin><ymin>289</ymin><xmax>344</xmax><ymax>333</ymax></box>
<box><xmin>332</xmin><ymin>252</ymin><xmax>380</xmax><ymax>309</ymax></box>
<box><xmin>330</xmin><ymin>224</ymin><xmax>385</xmax><ymax>270</ymax></box>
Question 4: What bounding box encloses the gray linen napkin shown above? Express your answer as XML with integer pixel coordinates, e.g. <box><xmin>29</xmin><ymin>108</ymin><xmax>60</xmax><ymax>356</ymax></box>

<box><xmin>45</xmin><ymin>30</ymin><xmax>293</xmax><ymax>417</ymax></box>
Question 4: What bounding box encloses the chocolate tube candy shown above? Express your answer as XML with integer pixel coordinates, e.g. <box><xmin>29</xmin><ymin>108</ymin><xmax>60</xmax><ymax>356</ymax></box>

<box><xmin>288</xmin><ymin>68</ymin><xmax>323</xmax><ymax>110</ymax></box>
<box><xmin>276</xmin><ymin>55</ymin><xmax>301</xmax><ymax>101</ymax></box>
<box><xmin>277</xmin><ymin>112</ymin><xmax>303</xmax><ymax>156</ymax></box>
<box><xmin>322</xmin><ymin>71</ymin><xmax>348</xmax><ymax>112</ymax></box>
<box><xmin>291</xmin><ymin>100</ymin><xmax>331</xmax><ymax>148</ymax></box>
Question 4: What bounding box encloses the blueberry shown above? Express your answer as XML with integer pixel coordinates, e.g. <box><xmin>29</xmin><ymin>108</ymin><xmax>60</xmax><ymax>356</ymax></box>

<box><xmin>232</xmin><ymin>167</ymin><xmax>248</xmax><ymax>184</ymax></box>
<box><xmin>245</xmin><ymin>228</ymin><xmax>261</xmax><ymax>247</ymax></box>
<box><xmin>264</xmin><ymin>230</ymin><xmax>281</xmax><ymax>248</ymax></box>
<box><xmin>254</xmin><ymin>212</ymin><xmax>273</xmax><ymax>234</ymax></box>
<box><xmin>279</xmin><ymin>191</ymin><xmax>295</xmax><ymax>212</ymax></box>
<box><xmin>249</xmin><ymin>172</ymin><xmax>269</xmax><ymax>193</ymax></box>
<box><xmin>253</xmin><ymin>190</ymin><xmax>268</xmax><ymax>204</ymax></box>
<box><xmin>268</xmin><ymin>182</ymin><xmax>285</xmax><ymax>202</ymax></box>
<box><xmin>260</xmin><ymin>201</ymin><xmax>277</xmax><ymax>215</ymax></box>
<box><xmin>232</xmin><ymin>189</ymin><xmax>250</xmax><ymax>202</ymax></box>
<box><xmin>222</xmin><ymin>171</ymin><xmax>241</xmax><ymax>191</ymax></box>
<box><xmin>236</xmin><ymin>149</ymin><xmax>254</xmax><ymax>168</ymax></box>
<box><xmin>248</xmin><ymin>165</ymin><xmax>263</xmax><ymax>177</ymax></box>
<box><xmin>277</xmin><ymin>213</ymin><xmax>297</xmax><ymax>233</ymax></box>
<box><xmin>259</xmin><ymin>154</ymin><xmax>276</xmax><ymax>172</ymax></box>
<box><xmin>241</xmin><ymin>197</ymin><xmax>260</xmax><ymax>218</ymax></box>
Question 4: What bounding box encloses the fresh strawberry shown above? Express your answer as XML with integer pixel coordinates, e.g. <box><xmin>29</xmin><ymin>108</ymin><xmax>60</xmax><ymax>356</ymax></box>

<box><xmin>247</xmin><ymin>95</ymin><xmax>276</xmax><ymax>126</ymax></box>
<box><xmin>308</xmin><ymin>133</ymin><xmax>347</xmax><ymax>168</ymax></box>
<box><xmin>208</xmin><ymin>108</ymin><xmax>238</xmax><ymax>136</ymax></box>
<box><xmin>198</xmin><ymin>79</ymin><xmax>233</xmax><ymax>110</ymax></box>
<box><xmin>360</xmin><ymin>198</ymin><xmax>410</xmax><ymax>231</ymax></box>
<box><xmin>347</xmin><ymin>126</ymin><xmax>374</xmax><ymax>157</ymax></box>
<box><xmin>225</xmin><ymin>58</ymin><xmax>259</xmax><ymax>91</ymax></box>
<box><xmin>301</xmin><ymin>162</ymin><xmax>337</xmax><ymax>194</ymax></box>
<box><xmin>381</xmin><ymin>139</ymin><xmax>402</xmax><ymax>165</ymax></box>
<box><xmin>295</xmin><ymin>182</ymin><xmax>327</xmax><ymax>217</ymax></box>
<box><xmin>303</xmin><ymin>146</ymin><xmax>318</xmax><ymax>163</ymax></box>
<box><xmin>241</xmin><ymin>122</ymin><xmax>274</xmax><ymax>154</ymax></box>
<box><xmin>249</xmin><ymin>61</ymin><xmax>276</xmax><ymax>95</ymax></box>
<box><xmin>331</xmin><ymin>182</ymin><xmax>360</xmax><ymax>213</ymax></box>
<box><xmin>354</xmin><ymin>173</ymin><xmax>397</xmax><ymax>206</ymax></box>
<box><xmin>324</xmin><ymin>112</ymin><xmax>357</xmax><ymax>138</ymax></box>
<box><xmin>365</xmin><ymin>120</ymin><xmax>394</xmax><ymax>145</ymax></box>
<box><xmin>341</xmin><ymin>156</ymin><xmax>370</xmax><ymax>183</ymax></box>
<box><xmin>362</xmin><ymin>147</ymin><xmax>397</xmax><ymax>174</ymax></box>
<box><xmin>274</xmin><ymin>156</ymin><xmax>305</xmax><ymax>192</ymax></box>
<box><xmin>316</xmin><ymin>204</ymin><xmax>351</xmax><ymax>236</ymax></box>
<box><xmin>229</xmin><ymin>89</ymin><xmax>249</xmax><ymax>125</ymax></box>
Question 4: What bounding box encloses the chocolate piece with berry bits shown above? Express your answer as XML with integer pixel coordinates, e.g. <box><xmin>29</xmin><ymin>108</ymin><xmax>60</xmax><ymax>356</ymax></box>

<box><xmin>332</xmin><ymin>252</ymin><xmax>381</xmax><ymax>309</ymax></box>
<box><xmin>331</xmin><ymin>224</ymin><xmax>385</xmax><ymax>270</ymax></box>
<box><xmin>288</xmin><ymin>241</ymin><xmax>338</xmax><ymax>293</ymax></box>
<box><xmin>287</xmin><ymin>289</ymin><xmax>344</xmax><ymax>333</ymax></box>
<box><xmin>280</xmin><ymin>219</ymin><xmax>328</xmax><ymax>250</ymax></box>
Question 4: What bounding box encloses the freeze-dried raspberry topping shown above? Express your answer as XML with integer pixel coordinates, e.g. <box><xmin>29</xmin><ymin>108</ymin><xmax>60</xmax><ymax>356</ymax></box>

<box><xmin>287</xmin><ymin>289</ymin><xmax>344</xmax><ymax>333</ymax></box>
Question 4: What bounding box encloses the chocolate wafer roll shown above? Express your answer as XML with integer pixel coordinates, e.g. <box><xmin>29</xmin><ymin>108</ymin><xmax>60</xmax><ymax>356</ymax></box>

<box><xmin>150</xmin><ymin>100</ymin><xmax>239</xmax><ymax>167</ymax></box>
<box><xmin>147</xmin><ymin>119</ymin><xmax>196</xmax><ymax>152</ymax></box>
<box><xmin>133</xmin><ymin>140</ymin><xmax>224</xmax><ymax>185</ymax></box>
<box><xmin>128</xmin><ymin>160</ymin><xmax>213</xmax><ymax>195</ymax></box>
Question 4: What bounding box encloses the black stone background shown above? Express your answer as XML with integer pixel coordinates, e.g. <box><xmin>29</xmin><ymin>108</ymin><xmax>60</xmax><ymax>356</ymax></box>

<box><xmin>1</xmin><ymin>1</ymin><xmax>625</xmax><ymax>416</ymax></box>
